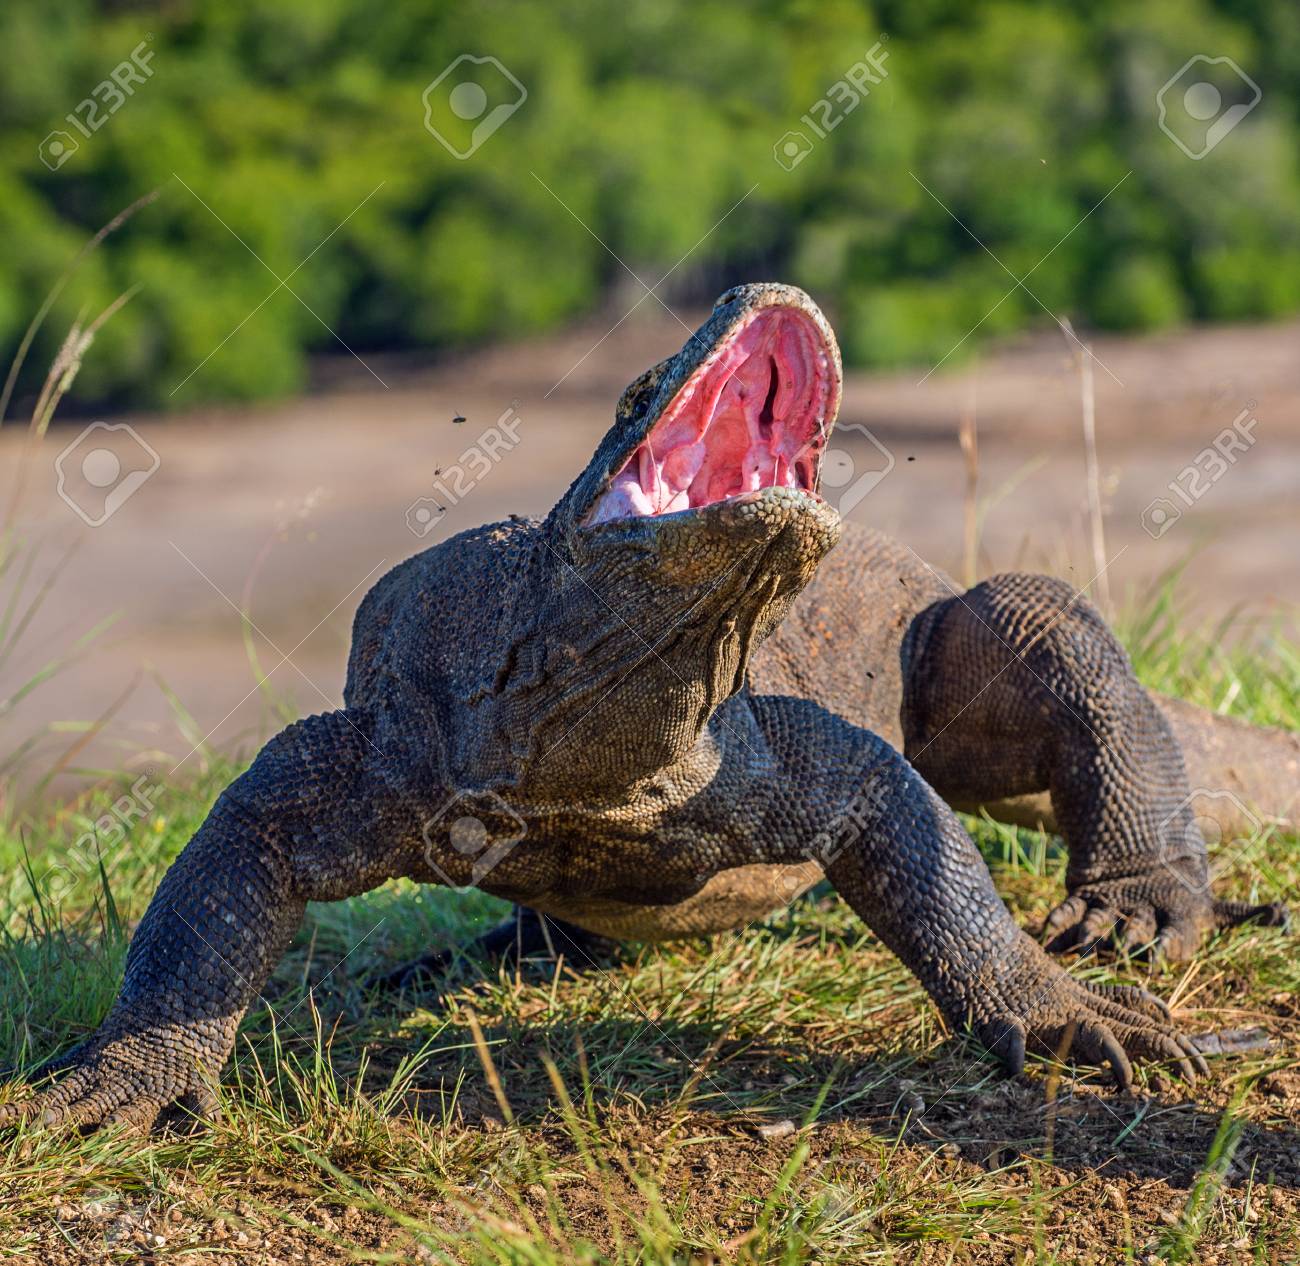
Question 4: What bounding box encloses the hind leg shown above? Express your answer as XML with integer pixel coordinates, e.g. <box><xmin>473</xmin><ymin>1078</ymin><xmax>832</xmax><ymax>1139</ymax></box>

<box><xmin>901</xmin><ymin>574</ymin><xmax>1284</xmax><ymax>960</ymax></box>
<box><xmin>373</xmin><ymin>907</ymin><xmax>618</xmax><ymax>991</ymax></box>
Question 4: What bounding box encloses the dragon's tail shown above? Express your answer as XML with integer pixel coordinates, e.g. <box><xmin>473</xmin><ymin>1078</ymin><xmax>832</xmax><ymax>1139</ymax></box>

<box><xmin>976</xmin><ymin>694</ymin><xmax>1299</xmax><ymax>841</ymax></box>
<box><xmin>1156</xmin><ymin>694</ymin><xmax>1299</xmax><ymax>839</ymax></box>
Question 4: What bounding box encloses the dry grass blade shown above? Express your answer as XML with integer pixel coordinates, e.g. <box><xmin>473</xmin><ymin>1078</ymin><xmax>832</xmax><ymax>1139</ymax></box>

<box><xmin>1062</xmin><ymin>317</ymin><xmax>1110</xmax><ymax>615</ymax></box>
<box><xmin>0</xmin><ymin>189</ymin><xmax>158</xmax><ymax>430</ymax></box>
<box><xmin>959</xmin><ymin>392</ymin><xmax>979</xmax><ymax>588</ymax></box>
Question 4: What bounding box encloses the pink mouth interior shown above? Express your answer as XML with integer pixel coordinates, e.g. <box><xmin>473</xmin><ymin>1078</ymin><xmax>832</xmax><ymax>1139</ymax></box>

<box><xmin>587</xmin><ymin>307</ymin><xmax>833</xmax><ymax>524</ymax></box>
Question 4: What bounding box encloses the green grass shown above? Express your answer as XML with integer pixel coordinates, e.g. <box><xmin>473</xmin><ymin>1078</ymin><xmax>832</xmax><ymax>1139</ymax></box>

<box><xmin>0</xmin><ymin>620</ymin><xmax>1297</xmax><ymax>1264</ymax></box>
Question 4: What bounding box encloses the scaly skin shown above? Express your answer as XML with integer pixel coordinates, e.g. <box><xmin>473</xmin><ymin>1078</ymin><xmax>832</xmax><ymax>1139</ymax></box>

<box><xmin>3</xmin><ymin>283</ymin><xmax>1291</xmax><ymax>1132</ymax></box>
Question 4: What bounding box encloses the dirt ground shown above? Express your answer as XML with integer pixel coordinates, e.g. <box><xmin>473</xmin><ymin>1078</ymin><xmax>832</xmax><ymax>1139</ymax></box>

<box><xmin>3</xmin><ymin>308</ymin><xmax>1298</xmax><ymax>790</ymax></box>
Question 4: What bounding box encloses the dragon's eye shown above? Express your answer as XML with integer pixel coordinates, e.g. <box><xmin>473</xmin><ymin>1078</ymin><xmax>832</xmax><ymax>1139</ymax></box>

<box><xmin>616</xmin><ymin>357</ymin><xmax>670</xmax><ymax>423</ymax></box>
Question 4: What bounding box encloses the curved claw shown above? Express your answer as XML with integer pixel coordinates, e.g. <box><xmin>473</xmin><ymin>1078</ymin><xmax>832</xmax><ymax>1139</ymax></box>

<box><xmin>1177</xmin><ymin>1035</ymin><xmax>1211</xmax><ymax>1078</ymax></box>
<box><xmin>1043</xmin><ymin>894</ymin><xmax>1088</xmax><ymax>940</ymax></box>
<box><xmin>1076</xmin><ymin>1020</ymin><xmax>1134</xmax><ymax>1090</ymax></box>
<box><xmin>1046</xmin><ymin>882</ymin><xmax>1291</xmax><ymax>965</ymax></box>
<box><xmin>979</xmin><ymin>1017</ymin><xmax>1027</xmax><ymax>1077</ymax></box>
<box><xmin>973</xmin><ymin>936</ymin><xmax>1212</xmax><ymax>1091</ymax></box>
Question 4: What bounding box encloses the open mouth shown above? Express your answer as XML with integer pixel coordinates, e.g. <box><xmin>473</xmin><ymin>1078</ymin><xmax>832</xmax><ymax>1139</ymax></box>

<box><xmin>586</xmin><ymin>306</ymin><xmax>836</xmax><ymax>525</ymax></box>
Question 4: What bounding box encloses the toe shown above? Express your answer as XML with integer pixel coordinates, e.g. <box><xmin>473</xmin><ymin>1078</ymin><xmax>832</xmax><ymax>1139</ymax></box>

<box><xmin>1044</xmin><ymin>894</ymin><xmax>1088</xmax><ymax>936</ymax></box>
<box><xmin>157</xmin><ymin>1084</ymin><xmax>221</xmax><ymax>1134</ymax></box>
<box><xmin>1176</xmin><ymin>1034</ymin><xmax>1211</xmax><ymax>1079</ymax></box>
<box><xmin>1155</xmin><ymin>920</ymin><xmax>1200</xmax><ymax>962</ymax></box>
<box><xmin>1077</xmin><ymin>1020</ymin><xmax>1133</xmax><ymax>1090</ymax></box>
<box><xmin>979</xmin><ymin>1016</ymin><xmax>1027</xmax><ymax>1077</ymax></box>
<box><xmin>1214</xmin><ymin>899</ymin><xmax>1290</xmax><ymax>931</ymax></box>
<box><xmin>101</xmin><ymin>1097</ymin><xmax>167</xmax><ymax>1134</ymax></box>
<box><xmin>1092</xmin><ymin>983</ymin><xmax>1171</xmax><ymax>1023</ymax></box>
<box><xmin>61</xmin><ymin>1087</ymin><xmax>133</xmax><ymax>1130</ymax></box>
<box><xmin>1075</xmin><ymin>907</ymin><xmax>1120</xmax><ymax>956</ymax></box>
<box><xmin>0</xmin><ymin>1095</ymin><xmax>37</xmax><ymax>1129</ymax></box>
<box><xmin>1043</xmin><ymin>895</ymin><xmax>1089</xmax><ymax>952</ymax></box>
<box><xmin>3</xmin><ymin>1066</ymin><xmax>96</xmax><ymax>1129</ymax></box>
<box><xmin>1117</xmin><ymin>907</ymin><xmax>1158</xmax><ymax>955</ymax></box>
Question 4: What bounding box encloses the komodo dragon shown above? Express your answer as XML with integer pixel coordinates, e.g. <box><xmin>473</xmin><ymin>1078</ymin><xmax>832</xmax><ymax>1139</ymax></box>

<box><xmin>4</xmin><ymin>283</ymin><xmax>1296</xmax><ymax>1132</ymax></box>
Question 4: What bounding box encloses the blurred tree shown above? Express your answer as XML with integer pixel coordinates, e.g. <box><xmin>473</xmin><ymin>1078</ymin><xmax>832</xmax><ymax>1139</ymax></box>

<box><xmin>1</xmin><ymin>0</ymin><xmax>1296</xmax><ymax>409</ymax></box>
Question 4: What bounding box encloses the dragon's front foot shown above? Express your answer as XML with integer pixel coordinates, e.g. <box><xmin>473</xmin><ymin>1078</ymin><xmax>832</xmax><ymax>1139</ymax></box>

<box><xmin>1043</xmin><ymin>870</ymin><xmax>1289</xmax><ymax>961</ymax></box>
<box><xmin>0</xmin><ymin>1017</ymin><xmax>223</xmax><ymax>1134</ymax></box>
<box><xmin>970</xmin><ymin>936</ymin><xmax>1209</xmax><ymax>1090</ymax></box>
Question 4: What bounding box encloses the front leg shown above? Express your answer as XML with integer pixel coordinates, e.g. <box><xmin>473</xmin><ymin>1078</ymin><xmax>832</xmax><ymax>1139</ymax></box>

<box><xmin>751</xmin><ymin>697</ymin><xmax>1207</xmax><ymax>1087</ymax></box>
<box><xmin>0</xmin><ymin>709</ymin><xmax>419</xmax><ymax>1131</ymax></box>
<box><xmin>901</xmin><ymin>573</ymin><xmax>1286</xmax><ymax>959</ymax></box>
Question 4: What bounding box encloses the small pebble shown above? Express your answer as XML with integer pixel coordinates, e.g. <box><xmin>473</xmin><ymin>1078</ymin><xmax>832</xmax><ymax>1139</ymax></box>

<box><xmin>756</xmin><ymin>1118</ymin><xmax>796</xmax><ymax>1140</ymax></box>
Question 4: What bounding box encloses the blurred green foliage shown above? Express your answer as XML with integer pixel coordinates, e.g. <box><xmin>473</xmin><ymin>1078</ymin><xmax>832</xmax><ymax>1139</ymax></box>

<box><xmin>3</xmin><ymin>0</ymin><xmax>1299</xmax><ymax>409</ymax></box>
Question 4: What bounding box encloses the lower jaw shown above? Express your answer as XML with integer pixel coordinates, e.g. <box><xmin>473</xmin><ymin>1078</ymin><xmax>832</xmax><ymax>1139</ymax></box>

<box><xmin>647</xmin><ymin>487</ymin><xmax>842</xmax><ymax>582</ymax></box>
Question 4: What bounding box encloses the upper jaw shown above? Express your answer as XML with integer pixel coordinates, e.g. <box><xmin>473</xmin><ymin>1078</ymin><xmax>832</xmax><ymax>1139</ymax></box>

<box><xmin>557</xmin><ymin>284</ymin><xmax>843</xmax><ymax>536</ymax></box>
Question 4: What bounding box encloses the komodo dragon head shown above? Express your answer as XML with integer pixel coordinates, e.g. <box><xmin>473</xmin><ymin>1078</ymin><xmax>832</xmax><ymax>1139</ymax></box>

<box><xmin>501</xmin><ymin>283</ymin><xmax>843</xmax><ymax>796</ymax></box>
